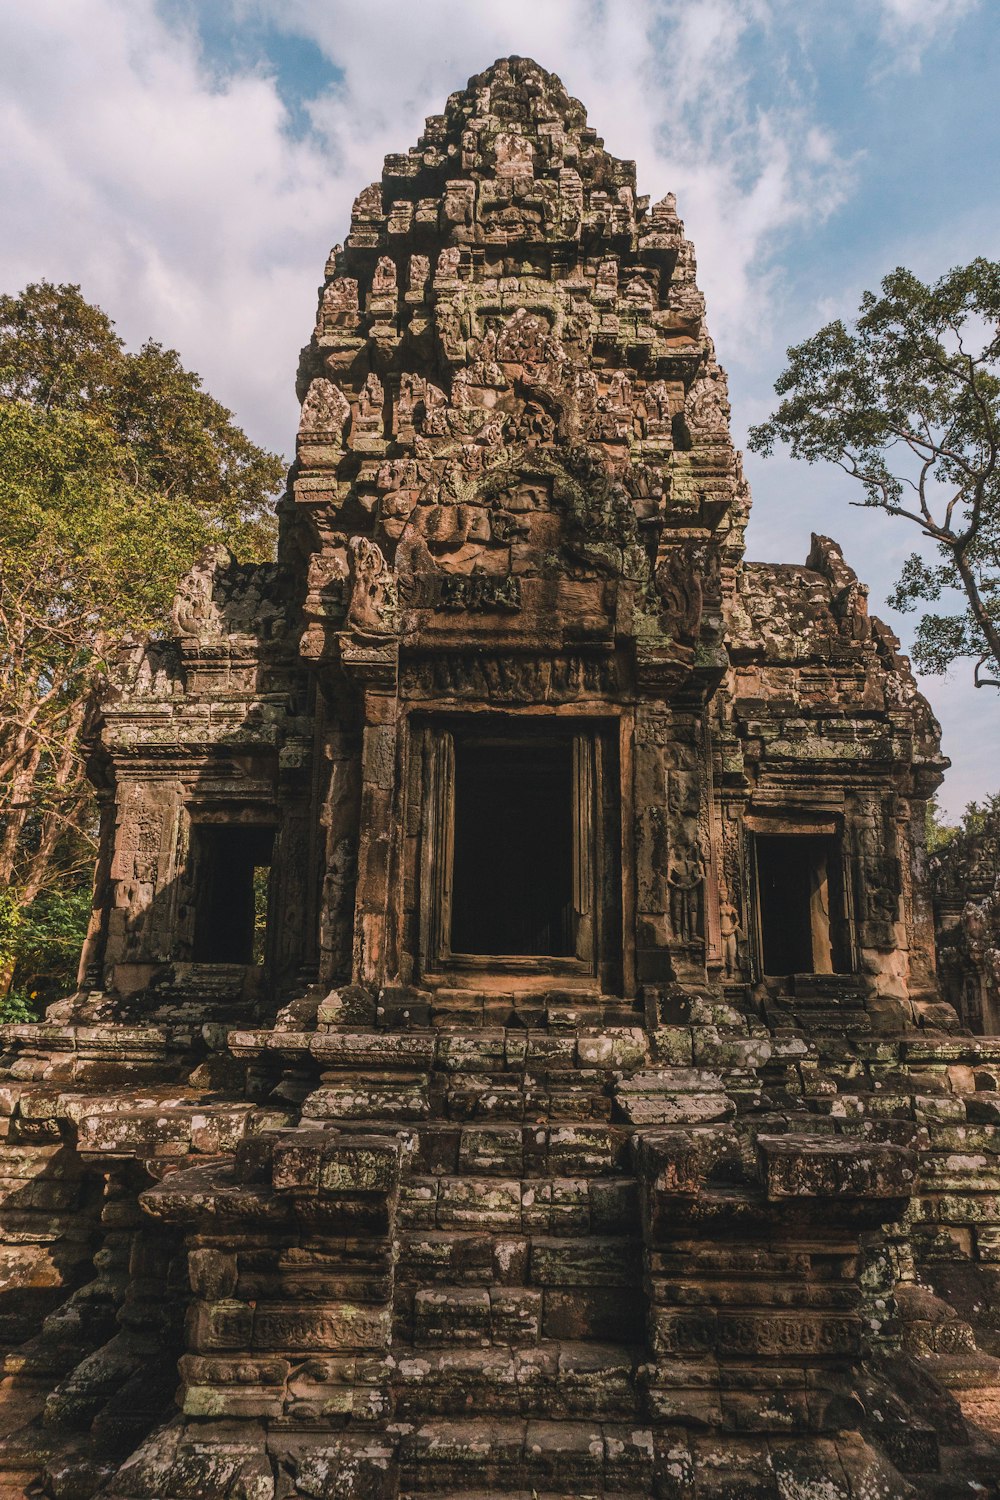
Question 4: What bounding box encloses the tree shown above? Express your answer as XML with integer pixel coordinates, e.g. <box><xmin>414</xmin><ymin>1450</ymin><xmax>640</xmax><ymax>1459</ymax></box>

<box><xmin>748</xmin><ymin>259</ymin><xmax>1000</xmax><ymax>689</ymax></box>
<box><xmin>925</xmin><ymin>795</ymin><xmax>958</xmax><ymax>854</ymax></box>
<box><xmin>0</xmin><ymin>282</ymin><xmax>284</xmax><ymax>1003</ymax></box>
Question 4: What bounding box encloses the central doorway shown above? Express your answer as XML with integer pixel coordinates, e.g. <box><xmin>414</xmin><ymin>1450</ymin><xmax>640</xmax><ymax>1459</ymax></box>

<box><xmin>417</xmin><ymin>719</ymin><xmax>621</xmax><ymax>986</ymax></box>
<box><xmin>450</xmin><ymin>737</ymin><xmax>574</xmax><ymax>956</ymax></box>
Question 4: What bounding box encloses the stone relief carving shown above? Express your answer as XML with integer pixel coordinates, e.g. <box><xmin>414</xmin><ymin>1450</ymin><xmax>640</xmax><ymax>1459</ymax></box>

<box><xmin>655</xmin><ymin>548</ymin><xmax>704</xmax><ymax>644</ymax></box>
<box><xmin>300</xmin><ymin>378</ymin><xmax>351</xmax><ymax>435</ymax></box>
<box><xmin>346</xmin><ymin>536</ymin><xmax>398</xmax><ymax>638</ymax></box>
<box><xmin>171</xmin><ymin>544</ymin><xmax>233</xmax><ymax>637</ymax></box>
<box><xmin>371</xmin><ymin>255</ymin><xmax>397</xmax><ymax>295</ymax></box>
<box><xmin>667</xmin><ymin>847</ymin><xmax>705</xmax><ymax>943</ymax></box>
<box><xmin>719</xmin><ymin>897</ymin><xmax>743</xmax><ymax>976</ymax></box>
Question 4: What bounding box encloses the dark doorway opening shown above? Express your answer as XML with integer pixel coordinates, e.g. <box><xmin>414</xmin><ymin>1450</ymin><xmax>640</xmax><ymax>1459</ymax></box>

<box><xmin>755</xmin><ymin>833</ymin><xmax>844</xmax><ymax>976</ymax></box>
<box><xmin>450</xmin><ymin>738</ymin><xmax>575</xmax><ymax>956</ymax></box>
<box><xmin>192</xmin><ymin>825</ymin><xmax>274</xmax><ymax>964</ymax></box>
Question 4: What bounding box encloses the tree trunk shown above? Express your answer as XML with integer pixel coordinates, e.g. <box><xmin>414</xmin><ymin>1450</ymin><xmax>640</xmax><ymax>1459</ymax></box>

<box><xmin>0</xmin><ymin>742</ymin><xmax>42</xmax><ymax>886</ymax></box>
<box><xmin>953</xmin><ymin>545</ymin><xmax>1000</xmax><ymax>681</ymax></box>
<box><xmin>18</xmin><ymin>698</ymin><xmax>90</xmax><ymax>907</ymax></box>
<box><xmin>0</xmin><ymin>694</ymin><xmax>91</xmax><ymax>998</ymax></box>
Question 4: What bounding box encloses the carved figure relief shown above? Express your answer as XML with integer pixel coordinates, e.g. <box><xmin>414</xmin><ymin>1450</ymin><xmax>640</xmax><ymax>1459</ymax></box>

<box><xmin>668</xmin><ymin>848</ymin><xmax>705</xmax><ymax>943</ymax></box>
<box><xmin>171</xmin><ymin>545</ymin><xmax>233</xmax><ymax>637</ymax></box>
<box><xmin>354</xmin><ymin>373</ymin><xmax>385</xmax><ymax>433</ymax></box>
<box><xmin>300</xmin><ymin>378</ymin><xmax>351</xmax><ymax>436</ymax></box>
<box><xmin>655</xmin><ymin>548</ymin><xmax>704</xmax><ymax>644</ymax></box>
<box><xmin>686</xmin><ymin>372</ymin><xmax>731</xmax><ymax>436</ymax></box>
<box><xmin>719</xmin><ymin>898</ymin><xmax>743</xmax><ymax>976</ymax></box>
<box><xmin>371</xmin><ymin>255</ymin><xmax>397</xmax><ymax>295</ymax></box>
<box><xmin>346</xmin><ymin>537</ymin><xmax>397</xmax><ymax>638</ymax></box>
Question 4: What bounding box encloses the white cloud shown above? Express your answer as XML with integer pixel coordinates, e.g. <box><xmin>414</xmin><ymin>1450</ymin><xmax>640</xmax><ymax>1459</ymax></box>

<box><xmin>875</xmin><ymin>0</ymin><xmax>981</xmax><ymax>69</ymax></box>
<box><xmin>878</xmin><ymin>0</ymin><xmax>979</xmax><ymax>39</ymax></box>
<box><xmin>0</xmin><ymin>0</ymin><xmax>336</xmax><ymax>453</ymax></box>
<box><xmin>0</xmin><ymin>0</ymin><xmax>857</xmax><ymax>450</ymax></box>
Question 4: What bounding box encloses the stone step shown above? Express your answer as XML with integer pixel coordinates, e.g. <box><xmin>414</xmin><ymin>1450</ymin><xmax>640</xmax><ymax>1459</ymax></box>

<box><xmin>423</xmin><ymin>993</ymin><xmax>645</xmax><ymax>1030</ymax></box>
<box><xmin>233</xmin><ymin>1025</ymin><xmax>648</xmax><ymax>1077</ymax></box>
<box><xmin>925</xmin><ymin>1443</ymin><xmax>1000</xmax><ymax>1494</ymax></box>
<box><xmin>73</xmin><ymin>1101</ymin><xmax>254</xmax><ymax>1159</ymax></box>
<box><xmin>406</xmin><ymin>1286</ymin><xmax>543</xmax><ymax>1346</ymax></box>
<box><xmin>302</xmin><ymin>1079</ymin><xmax>433</xmax><ymax>1123</ymax></box>
<box><xmin>395</xmin><ymin>1230</ymin><xmax>646</xmax><ymax>1346</ymax></box>
<box><xmin>765</xmin><ymin>999</ymin><xmax>872</xmax><ymax>1028</ymax></box>
<box><xmin>399</xmin><ymin>1417</ymin><xmax>654</xmax><ymax>1493</ymax></box>
<box><xmin>789</xmin><ymin>975</ymin><xmax>867</xmax><ymax>997</ymax></box>
<box><xmin>399</xmin><ymin>1122</ymin><xmax>633</xmax><ymax>1179</ymax></box>
<box><xmin>400</xmin><ymin>1493</ymin><xmax>650</xmax><ymax>1500</ymax></box>
<box><xmin>389</xmin><ymin>1340</ymin><xmax>642</xmax><ymax>1419</ymax></box>
<box><xmin>325</xmin><ymin>1119</ymin><xmax>634</xmax><ymax>1178</ymax></box>
<box><xmin>303</xmin><ymin>1077</ymin><xmax>619</xmax><ymax>1125</ymax></box>
<box><xmin>398</xmin><ymin>1176</ymin><xmax>640</xmax><ymax>1236</ymax></box>
<box><xmin>918</xmin><ymin>1352</ymin><xmax>1000</xmax><ymax>1389</ymax></box>
<box><xmin>398</xmin><ymin>1286</ymin><xmax>646</xmax><ymax>1349</ymax></box>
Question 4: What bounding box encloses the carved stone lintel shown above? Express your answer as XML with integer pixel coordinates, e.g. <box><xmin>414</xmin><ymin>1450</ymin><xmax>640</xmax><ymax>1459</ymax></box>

<box><xmin>338</xmin><ymin>633</ymin><xmax>399</xmax><ymax>689</ymax></box>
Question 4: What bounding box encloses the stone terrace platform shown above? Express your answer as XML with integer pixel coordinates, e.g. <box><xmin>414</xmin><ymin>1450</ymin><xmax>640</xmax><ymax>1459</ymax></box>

<box><xmin>0</xmin><ymin>981</ymin><xmax>998</xmax><ymax>1499</ymax></box>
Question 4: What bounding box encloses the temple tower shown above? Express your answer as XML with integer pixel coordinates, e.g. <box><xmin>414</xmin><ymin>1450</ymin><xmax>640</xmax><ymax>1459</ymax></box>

<box><xmin>6</xmin><ymin>59</ymin><xmax>998</xmax><ymax>1500</ymax></box>
<box><xmin>85</xmin><ymin>56</ymin><xmax>943</xmax><ymax>1023</ymax></box>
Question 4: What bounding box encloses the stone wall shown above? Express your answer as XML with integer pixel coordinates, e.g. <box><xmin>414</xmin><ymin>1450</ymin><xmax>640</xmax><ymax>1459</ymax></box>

<box><xmin>933</xmin><ymin>808</ymin><xmax>1000</xmax><ymax>1033</ymax></box>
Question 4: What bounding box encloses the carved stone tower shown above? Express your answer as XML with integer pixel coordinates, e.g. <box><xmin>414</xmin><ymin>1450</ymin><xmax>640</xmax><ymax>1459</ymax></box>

<box><xmin>4</xmin><ymin>57</ymin><xmax>1000</xmax><ymax>1500</ymax></box>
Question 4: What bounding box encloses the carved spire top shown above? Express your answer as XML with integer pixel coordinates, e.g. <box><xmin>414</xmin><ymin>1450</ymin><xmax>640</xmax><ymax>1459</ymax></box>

<box><xmin>384</xmin><ymin>54</ymin><xmax>645</xmax><ymax>226</ymax></box>
<box><xmin>333</xmin><ymin>54</ymin><xmax>685</xmax><ymax>268</ymax></box>
<box><xmin>291</xmin><ymin>57</ymin><xmax>747</xmax><ymax>664</ymax></box>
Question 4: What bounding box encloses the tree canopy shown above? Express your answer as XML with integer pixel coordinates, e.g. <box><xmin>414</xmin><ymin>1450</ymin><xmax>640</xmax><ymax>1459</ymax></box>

<box><xmin>0</xmin><ymin>281</ymin><xmax>284</xmax><ymax>1008</ymax></box>
<box><xmin>748</xmin><ymin>259</ymin><xmax>1000</xmax><ymax>690</ymax></box>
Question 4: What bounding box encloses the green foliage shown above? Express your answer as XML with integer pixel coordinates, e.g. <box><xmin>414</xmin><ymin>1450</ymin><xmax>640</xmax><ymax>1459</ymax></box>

<box><xmin>0</xmin><ymin>889</ymin><xmax>20</xmax><ymax>976</ymax></box>
<box><xmin>0</xmin><ymin>282</ymin><xmax>283</xmax><ymax>575</ymax></box>
<box><xmin>0</xmin><ymin>992</ymin><xmax>39</xmax><ymax>1025</ymax></box>
<box><xmin>252</xmin><ymin>865</ymin><xmax>270</xmax><ymax>967</ymax></box>
<box><xmin>0</xmin><ymin>278</ymin><xmax>121</xmax><ymax>413</ymax></box>
<box><xmin>925</xmin><ymin>796</ymin><xmax>958</xmax><ymax>853</ymax></box>
<box><xmin>925</xmin><ymin>790</ymin><xmax>1000</xmax><ymax>857</ymax></box>
<box><xmin>957</xmin><ymin>790</ymin><xmax>1000</xmax><ymax>837</ymax></box>
<box><xmin>749</xmin><ymin>259</ymin><xmax>1000</xmax><ymax>688</ymax></box>
<box><xmin>0</xmin><ymin>281</ymin><xmax>285</xmax><ymax>1000</ymax></box>
<box><xmin>4</xmin><ymin>886</ymin><xmax>92</xmax><ymax>1012</ymax></box>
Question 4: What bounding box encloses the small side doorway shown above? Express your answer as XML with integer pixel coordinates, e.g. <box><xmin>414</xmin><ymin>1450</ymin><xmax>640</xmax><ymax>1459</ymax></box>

<box><xmin>753</xmin><ymin>831</ymin><xmax>847</xmax><ymax>976</ymax></box>
<box><xmin>191</xmin><ymin>824</ymin><xmax>274</xmax><ymax>965</ymax></box>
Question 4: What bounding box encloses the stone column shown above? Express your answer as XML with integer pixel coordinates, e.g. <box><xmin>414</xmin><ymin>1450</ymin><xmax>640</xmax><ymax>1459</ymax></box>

<box><xmin>339</xmin><ymin>637</ymin><xmax>401</xmax><ymax>990</ymax></box>
<box><xmin>634</xmin><ymin>702</ymin><xmax>708</xmax><ymax>986</ymax></box>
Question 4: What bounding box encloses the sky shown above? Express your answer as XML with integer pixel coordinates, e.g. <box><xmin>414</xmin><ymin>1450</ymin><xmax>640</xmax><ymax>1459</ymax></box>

<box><xmin>1</xmin><ymin>0</ymin><xmax>997</xmax><ymax>817</ymax></box>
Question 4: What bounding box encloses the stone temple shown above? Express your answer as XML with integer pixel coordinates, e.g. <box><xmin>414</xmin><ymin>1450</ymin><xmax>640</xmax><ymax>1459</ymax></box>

<box><xmin>3</xmin><ymin>55</ymin><xmax>1000</xmax><ymax>1500</ymax></box>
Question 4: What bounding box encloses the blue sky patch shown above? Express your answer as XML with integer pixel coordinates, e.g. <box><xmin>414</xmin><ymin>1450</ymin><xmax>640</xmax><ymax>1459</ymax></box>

<box><xmin>158</xmin><ymin>0</ymin><xmax>344</xmax><ymax>137</ymax></box>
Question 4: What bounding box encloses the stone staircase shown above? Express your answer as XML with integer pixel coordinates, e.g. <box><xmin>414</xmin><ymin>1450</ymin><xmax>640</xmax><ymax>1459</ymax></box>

<box><xmin>2</xmin><ymin>986</ymin><xmax>1000</xmax><ymax>1497</ymax></box>
<box><xmin>239</xmin><ymin>998</ymin><xmax>655</xmax><ymax>1497</ymax></box>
